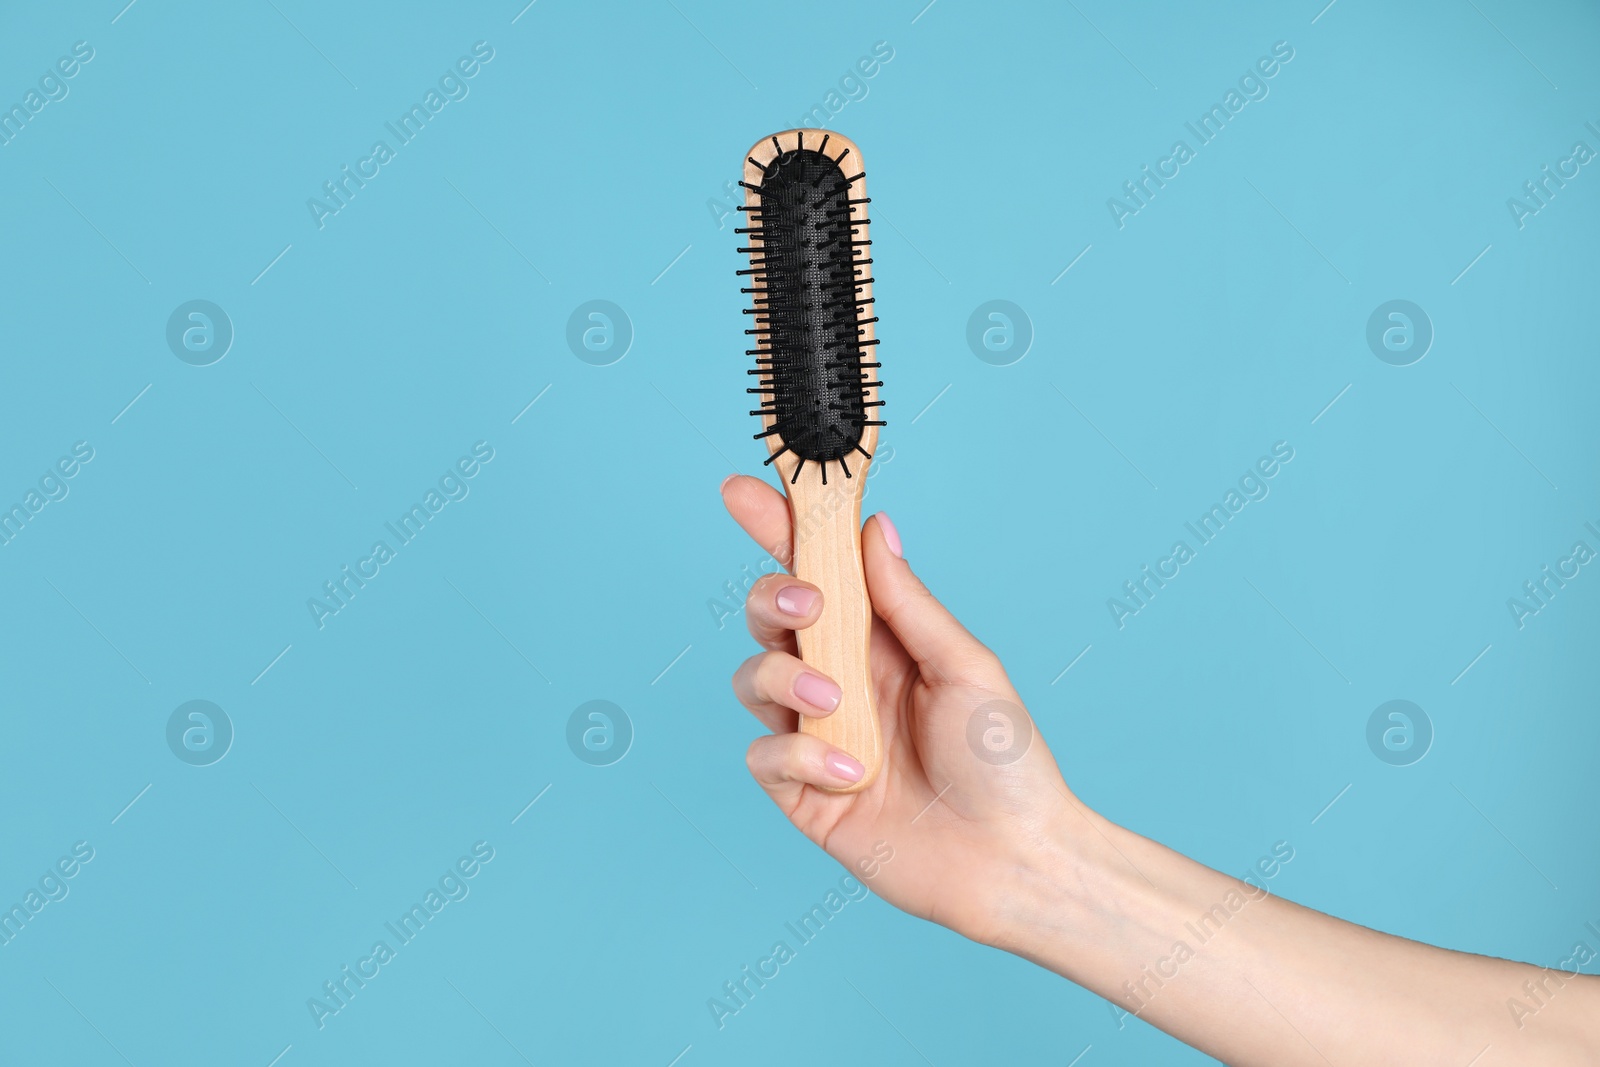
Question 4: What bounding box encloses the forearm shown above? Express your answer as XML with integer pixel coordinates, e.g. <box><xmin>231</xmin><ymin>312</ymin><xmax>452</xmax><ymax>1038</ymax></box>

<box><xmin>988</xmin><ymin>803</ymin><xmax>1600</xmax><ymax>1066</ymax></box>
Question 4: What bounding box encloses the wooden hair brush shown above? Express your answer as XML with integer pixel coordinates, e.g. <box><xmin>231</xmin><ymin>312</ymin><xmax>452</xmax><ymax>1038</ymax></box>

<box><xmin>736</xmin><ymin>129</ymin><xmax>884</xmax><ymax>792</ymax></box>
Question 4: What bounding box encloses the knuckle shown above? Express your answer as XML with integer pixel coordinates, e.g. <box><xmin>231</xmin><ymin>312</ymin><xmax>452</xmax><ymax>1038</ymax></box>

<box><xmin>747</xmin><ymin>656</ymin><xmax>772</xmax><ymax>696</ymax></box>
<box><xmin>753</xmin><ymin>650</ymin><xmax>785</xmax><ymax>687</ymax></box>
<box><xmin>745</xmin><ymin>611</ymin><xmax>776</xmax><ymax>642</ymax></box>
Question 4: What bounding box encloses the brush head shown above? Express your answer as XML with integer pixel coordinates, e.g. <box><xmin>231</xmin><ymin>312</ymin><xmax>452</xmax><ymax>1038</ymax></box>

<box><xmin>738</xmin><ymin>130</ymin><xmax>882</xmax><ymax>484</ymax></box>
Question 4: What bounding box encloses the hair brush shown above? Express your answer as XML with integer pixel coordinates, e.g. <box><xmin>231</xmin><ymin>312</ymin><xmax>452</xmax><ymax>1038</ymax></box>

<box><xmin>737</xmin><ymin>128</ymin><xmax>884</xmax><ymax>792</ymax></box>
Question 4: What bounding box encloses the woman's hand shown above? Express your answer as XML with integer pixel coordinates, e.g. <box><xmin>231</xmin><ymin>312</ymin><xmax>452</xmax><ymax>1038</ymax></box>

<box><xmin>721</xmin><ymin>474</ymin><xmax>1089</xmax><ymax>946</ymax></box>
<box><xmin>722</xmin><ymin>473</ymin><xmax>1600</xmax><ymax>1065</ymax></box>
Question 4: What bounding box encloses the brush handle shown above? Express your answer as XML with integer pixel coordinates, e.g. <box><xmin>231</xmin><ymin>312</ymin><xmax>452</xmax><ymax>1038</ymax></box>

<box><xmin>785</xmin><ymin>457</ymin><xmax>882</xmax><ymax>792</ymax></box>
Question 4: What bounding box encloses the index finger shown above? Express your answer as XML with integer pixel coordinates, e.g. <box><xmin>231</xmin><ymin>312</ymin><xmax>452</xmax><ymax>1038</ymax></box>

<box><xmin>721</xmin><ymin>474</ymin><xmax>793</xmax><ymax>570</ymax></box>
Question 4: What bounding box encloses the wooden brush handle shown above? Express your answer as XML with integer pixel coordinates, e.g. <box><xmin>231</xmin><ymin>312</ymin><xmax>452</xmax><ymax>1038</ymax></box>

<box><xmin>786</xmin><ymin>457</ymin><xmax>882</xmax><ymax>792</ymax></box>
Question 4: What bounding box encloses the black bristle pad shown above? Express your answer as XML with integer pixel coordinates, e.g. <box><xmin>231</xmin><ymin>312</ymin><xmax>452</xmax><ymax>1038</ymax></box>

<box><xmin>743</xmin><ymin>148</ymin><xmax>875</xmax><ymax>464</ymax></box>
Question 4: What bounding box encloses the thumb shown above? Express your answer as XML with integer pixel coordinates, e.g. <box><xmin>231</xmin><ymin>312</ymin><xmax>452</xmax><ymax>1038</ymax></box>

<box><xmin>863</xmin><ymin>513</ymin><xmax>997</xmax><ymax>685</ymax></box>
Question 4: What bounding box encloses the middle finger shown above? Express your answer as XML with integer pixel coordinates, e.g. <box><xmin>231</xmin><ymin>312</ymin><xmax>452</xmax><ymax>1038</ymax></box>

<box><xmin>745</xmin><ymin>573</ymin><xmax>823</xmax><ymax>653</ymax></box>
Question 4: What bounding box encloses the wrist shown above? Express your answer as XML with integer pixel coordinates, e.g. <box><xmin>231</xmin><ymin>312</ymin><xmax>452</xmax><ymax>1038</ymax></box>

<box><xmin>971</xmin><ymin>787</ymin><xmax>1136</xmax><ymax>963</ymax></box>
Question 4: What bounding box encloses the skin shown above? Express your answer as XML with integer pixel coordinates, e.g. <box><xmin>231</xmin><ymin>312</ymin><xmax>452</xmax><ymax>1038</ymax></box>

<box><xmin>722</xmin><ymin>473</ymin><xmax>1600</xmax><ymax>1067</ymax></box>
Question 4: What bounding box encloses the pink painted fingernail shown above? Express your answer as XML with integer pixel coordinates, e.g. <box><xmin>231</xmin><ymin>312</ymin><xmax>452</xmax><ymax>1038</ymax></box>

<box><xmin>825</xmin><ymin>751</ymin><xmax>865</xmax><ymax>783</ymax></box>
<box><xmin>877</xmin><ymin>512</ymin><xmax>902</xmax><ymax>558</ymax></box>
<box><xmin>794</xmin><ymin>672</ymin><xmax>842</xmax><ymax>712</ymax></box>
<box><xmin>775</xmin><ymin>585</ymin><xmax>818</xmax><ymax>617</ymax></box>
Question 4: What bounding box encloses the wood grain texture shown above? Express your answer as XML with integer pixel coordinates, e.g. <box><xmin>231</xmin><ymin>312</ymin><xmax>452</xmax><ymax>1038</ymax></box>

<box><xmin>742</xmin><ymin>128</ymin><xmax>882</xmax><ymax>792</ymax></box>
<box><xmin>784</xmin><ymin>457</ymin><xmax>881</xmax><ymax>791</ymax></box>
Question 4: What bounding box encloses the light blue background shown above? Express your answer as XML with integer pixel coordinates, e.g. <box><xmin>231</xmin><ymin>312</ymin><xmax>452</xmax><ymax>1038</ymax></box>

<box><xmin>1</xmin><ymin>1</ymin><xmax>1597</xmax><ymax>1064</ymax></box>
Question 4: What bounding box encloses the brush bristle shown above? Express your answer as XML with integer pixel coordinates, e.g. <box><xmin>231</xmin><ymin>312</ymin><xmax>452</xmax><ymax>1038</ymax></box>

<box><xmin>737</xmin><ymin>134</ymin><xmax>883</xmax><ymax>483</ymax></box>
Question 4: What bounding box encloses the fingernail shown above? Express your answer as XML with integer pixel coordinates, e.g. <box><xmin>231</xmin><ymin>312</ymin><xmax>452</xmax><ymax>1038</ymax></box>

<box><xmin>824</xmin><ymin>751</ymin><xmax>865</xmax><ymax>783</ymax></box>
<box><xmin>794</xmin><ymin>671</ymin><xmax>842</xmax><ymax>712</ymax></box>
<box><xmin>877</xmin><ymin>512</ymin><xmax>902</xmax><ymax>558</ymax></box>
<box><xmin>775</xmin><ymin>585</ymin><xmax>819</xmax><ymax>616</ymax></box>
<box><xmin>720</xmin><ymin>473</ymin><xmax>739</xmax><ymax>493</ymax></box>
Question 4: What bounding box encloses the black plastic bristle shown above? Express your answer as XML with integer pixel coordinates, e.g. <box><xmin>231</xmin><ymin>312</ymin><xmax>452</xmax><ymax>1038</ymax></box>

<box><xmin>737</xmin><ymin>139</ymin><xmax>881</xmax><ymax>475</ymax></box>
